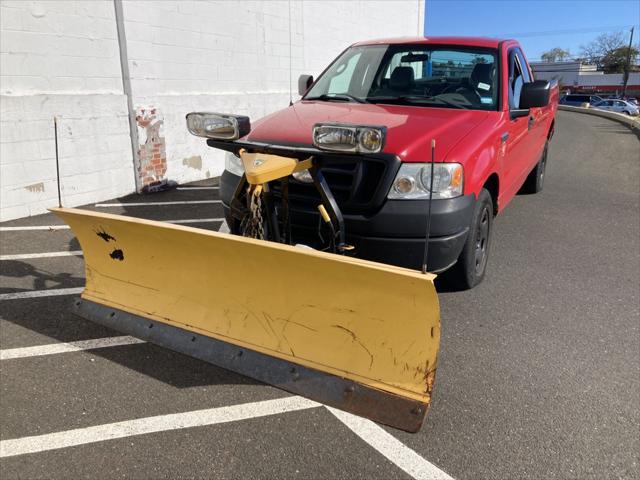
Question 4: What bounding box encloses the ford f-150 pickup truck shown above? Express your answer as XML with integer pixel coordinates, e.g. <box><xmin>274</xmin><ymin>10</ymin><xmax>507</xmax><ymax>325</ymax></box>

<box><xmin>213</xmin><ymin>36</ymin><xmax>558</xmax><ymax>288</ymax></box>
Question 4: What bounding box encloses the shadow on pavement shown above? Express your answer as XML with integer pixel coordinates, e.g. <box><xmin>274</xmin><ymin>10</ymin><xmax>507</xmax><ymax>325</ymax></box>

<box><xmin>0</xmin><ymin>259</ymin><xmax>83</xmax><ymax>293</ymax></box>
<box><xmin>1</xmin><ymin>227</ymin><xmax>260</xmax><ymax>389</ymax></box>
<box><xmin>594</xmin><ymin>121</ymin><xmax>639</xmax><ymax>137</ymax></box>
<box><xmin>1</xmin><ymin>293</ymin><xmax>261</xmax><ymax>389</ymax></box>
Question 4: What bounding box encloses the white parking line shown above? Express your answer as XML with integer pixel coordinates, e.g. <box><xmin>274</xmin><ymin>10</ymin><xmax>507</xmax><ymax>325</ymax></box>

<box><xmin>327</xmin><ymin>407</ymin><xmax>455</xmax><ymax>480</ymax></box>
<box><xmin>0</xmin><ymin>218</ymin><xmax>223</xmax><ymax>232</ymax></box>
<box><xmin>0</xmin><ymin>287</ymin><xmax>84</xmax><ymax>301</ymax></box>
<box><xmin>177</xmin><ymin>187</ymin><xmax>218</xmax><ymax>190</ymax></box>
<box><xmin>0</xmin><ymin>336</ymin><xmax>145</xmax><ymax>360</ymax></box>
<box><xmin>0</xmin><ymin>330</ymin><xmax>453</xmax><ymax>477</ymax></box>
<box><xmin>95</xmin><ymin>200</ymin><xmax>221</xmax><ymax>207</ymax></box>
<box><xmin>0</xmin><ymin>251</ymin><xmax>83</xmax><ymax>261</ymax></box>
<box><xmin>167</xmin><ymin>217</ymin><xmax>224</xmax><ymax>225</ymax></box>
<box><xmin>0</xmin><ymin>396</ymin><xmax>320</xmax><ymax>458</ymax></box>
<box><xmin>218</xmin><ymin>219</ymin><xmax>231</xmax><ymax>233</ymax></box>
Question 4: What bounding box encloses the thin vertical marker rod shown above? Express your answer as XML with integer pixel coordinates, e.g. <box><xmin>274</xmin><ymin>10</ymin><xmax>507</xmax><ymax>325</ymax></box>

<box><xmin>421</xmin><ymin>139</ymin><xmax>436</xmax><ymax>274</ymax></box>
<box><xmin>54</xmin><ymin>116</ymin><xmax>62</xmax><ymax>208</ymax></box>
<box><xmin>288</xmin><ymin>0</ymin><xmax>293</xmax><ymax>106</ymax></box>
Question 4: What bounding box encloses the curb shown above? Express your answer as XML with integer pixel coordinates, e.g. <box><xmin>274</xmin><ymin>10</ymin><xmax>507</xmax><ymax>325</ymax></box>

<box><xmin>558</xmin><ymin>105</ymin><xmax>640</xmax><ymax>138</ymax></box>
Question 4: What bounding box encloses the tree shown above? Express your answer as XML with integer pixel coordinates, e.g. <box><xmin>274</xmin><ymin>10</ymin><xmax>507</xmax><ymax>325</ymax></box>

<box><xmin>602</xmin><ymin>45</ymin><xmax>640</xmax><ymax>73</ymax></box>
<box><xmin>580</xmin><ymin>31</ymin><xmax>627</xmax><ymax>69</ymax></box>
<box><xmin>540</xmin><ymin>47</ymin><xmax>571</xmax><ymax>63</ymax></box>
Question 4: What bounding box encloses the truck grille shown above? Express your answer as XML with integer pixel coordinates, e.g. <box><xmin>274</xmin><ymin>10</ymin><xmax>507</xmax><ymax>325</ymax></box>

<box><xmin>271</xmin><ymin>154</ymin><xmax>400</xmax><ymax>215</ymax></box>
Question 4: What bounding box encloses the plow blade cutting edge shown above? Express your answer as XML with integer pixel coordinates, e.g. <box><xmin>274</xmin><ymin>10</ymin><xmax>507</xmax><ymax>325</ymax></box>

<box><xmin>52</xmin><ymin>207</ymin><xmax>441</xmax><ymax>432</ymax></box>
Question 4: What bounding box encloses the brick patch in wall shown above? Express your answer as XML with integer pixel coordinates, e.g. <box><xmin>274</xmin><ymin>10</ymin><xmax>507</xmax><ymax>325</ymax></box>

<box><xmin>136</xmin><ymin>106</ymin><xmax>167</xmax><ymax>188</ymax></box>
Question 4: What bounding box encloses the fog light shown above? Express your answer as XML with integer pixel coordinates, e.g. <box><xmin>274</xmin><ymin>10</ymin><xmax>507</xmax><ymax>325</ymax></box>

<box><xmin>359</xmin><ymin>128</ymin><xmax>383</xmax><ymax>153</ymax></box>
<box><xmin>224</xmin><ymin>152</ymin><xmax>244</xmax><ymax>176</ymax></box>
<box><xmin>393</xmin><ymin>176</ymin><xmax>415</xmax><ymax>194</ymax></box>
<box><xmin>292</xmin><ymin>169</ymin><xmax>313</xmax><ymax>183</ymax></box>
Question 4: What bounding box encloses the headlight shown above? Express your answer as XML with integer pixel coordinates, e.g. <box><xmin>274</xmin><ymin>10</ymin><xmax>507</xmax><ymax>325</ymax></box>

<box><xmin>186</xmin><ymin>112</ymin><xmax>251</xmax><ymax>140</ymax></box>
<box><xmin>313</xmin><ymin>124</ymin><xmax>385</xmax><ymax>153</ymax></box>
<box><xmin>224</xmin><ymin>152</ymin><xmax>244</xmax><ymax>176</ymax></box>
<box><xmin>388</xmin><ymin>163</ymin><xmax>463</xmax><ymax>199</ymax></box>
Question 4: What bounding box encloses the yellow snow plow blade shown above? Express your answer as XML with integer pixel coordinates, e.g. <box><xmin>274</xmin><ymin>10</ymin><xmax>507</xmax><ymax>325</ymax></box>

<box><xmin>51</xmin><ymin>207</ymin><xmax>440</xmax><ymax>432</ymax></box>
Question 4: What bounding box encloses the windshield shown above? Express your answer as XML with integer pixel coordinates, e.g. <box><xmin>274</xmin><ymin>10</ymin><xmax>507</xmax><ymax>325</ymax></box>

<box><xmin>305</xmin><ymin>45</ymin><xmax>499</xmax><ymax>111</ymax></box>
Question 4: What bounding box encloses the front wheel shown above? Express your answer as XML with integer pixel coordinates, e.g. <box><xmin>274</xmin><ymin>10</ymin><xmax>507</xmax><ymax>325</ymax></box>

<box><xmin>447</xmin><ymin>188</ymin><xmax>493</xmax><ymax>290</ymax></box>
<box><xmin>521</xmin><ymin>141</ymin><xmax>548</xmax><ymax>194</ymax></box>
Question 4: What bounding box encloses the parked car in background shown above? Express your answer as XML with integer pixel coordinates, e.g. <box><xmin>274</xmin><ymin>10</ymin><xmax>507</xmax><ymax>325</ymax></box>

<box><xmin>559</xmin><ymin>94</ymin><xmax>603</xmax><ymax>107</ymax></box>
<box><xmin>622</xmin><ymin>97</ymin><xmax>639</xmax><ymax>106</ymax></box>
<box><xmin>592</xmin><ymin>99</ymin><xmax>639</xmax><ymax>116</ymax></box>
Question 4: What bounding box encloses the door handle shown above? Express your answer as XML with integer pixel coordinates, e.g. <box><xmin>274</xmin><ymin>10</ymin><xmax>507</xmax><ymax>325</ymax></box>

<box><xmin>528</xmin><ymin>115</ymin><xmax>535</xmax><ymax>130</ymax></box>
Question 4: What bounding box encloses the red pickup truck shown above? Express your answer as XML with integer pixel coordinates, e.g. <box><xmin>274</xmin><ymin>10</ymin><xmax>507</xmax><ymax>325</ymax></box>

<box><xmin>214</xmin><ymin>37</ymin><xmax>558</xmax><ymax>288</ymax></box>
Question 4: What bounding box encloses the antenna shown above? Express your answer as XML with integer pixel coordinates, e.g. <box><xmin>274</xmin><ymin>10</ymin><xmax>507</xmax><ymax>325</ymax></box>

<box><xmin>421</xmin><ymin>139</ymin><xmax>436</xmax><ymax>274</ymax></box>
<box><xmin>288</xmin><ymin>0</ymin><xmax>293</xmax><ymax>106</ymax></box>
<box><xmin>54</xmin><ymin>116</ymin><xmax>62</xmax><ymax>208</ymax></box>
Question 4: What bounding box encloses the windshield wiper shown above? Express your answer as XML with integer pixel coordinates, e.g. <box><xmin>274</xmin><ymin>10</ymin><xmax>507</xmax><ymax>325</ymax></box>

<box><xmin>305</xmin><ymin>93</ymin><xmax>368</xmax><ymax>104</ymax></box>
<box><xmin>367</xmin><ymin>95</ymin><xmax>469</xmax><ymax>109</ymax></box>
<box><xmin>407</xmin><ymin>96</ymin><xmax>470</xmax><ymax>110</ymax></box>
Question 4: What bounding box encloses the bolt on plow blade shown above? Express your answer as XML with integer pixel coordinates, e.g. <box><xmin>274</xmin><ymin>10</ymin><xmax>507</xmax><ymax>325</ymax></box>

<box><xmin>52</xmin><ymin>207</ymin><xmax>441</xmax><ymax>432</ymax></box>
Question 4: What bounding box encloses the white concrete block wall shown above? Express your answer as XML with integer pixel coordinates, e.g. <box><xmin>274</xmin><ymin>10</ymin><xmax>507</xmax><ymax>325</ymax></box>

<box><xmin>301</xmin><ymin>1</ymin><xmax>423</xmax><ymax>76</ymax></box>
<box><xmin>123</xmin><ymin>0</ymin><xmax>423</xmax><ymax>184</ymax></box>
<box><xmin>0</xmin><ymin>95</ymin><xmax>134</xmax><ymax>220</ymax></box>
<box><xmin>0</xmin><ymin>0</ymin><xmax>133</xmax><ymax>221</ymax></box>
<box><xmin>1</xmin><ymin>0</ymin><xmax>423</xmax><ymax>220</ymax></box>
<box><xmin>122</xmin><ymin>0</ymin><xmax>301</xmax><ymax>183</ymax></box>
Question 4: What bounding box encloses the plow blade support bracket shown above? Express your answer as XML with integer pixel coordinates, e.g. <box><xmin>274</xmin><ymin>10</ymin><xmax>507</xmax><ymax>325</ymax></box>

<box><xmin>52</xmin><ymin>207</ymin><xmax>441</xmax><ymax>432</ymax></box>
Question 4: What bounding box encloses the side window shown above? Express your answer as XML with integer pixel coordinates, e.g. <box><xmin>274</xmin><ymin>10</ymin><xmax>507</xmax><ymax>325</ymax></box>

<box><xmin>508</xmin><ymin>50</ymin><xmax>524</xmax><ymax>109</ymax></box>
<box><xmin>327</xmin><ymin>53</ymin><xmax>362</xmax><ymax>94</ymax></box>
<box><xmin>515</xmin><ymin>50</ymin><xmax>532</xmax><ymax>83</ymax></box>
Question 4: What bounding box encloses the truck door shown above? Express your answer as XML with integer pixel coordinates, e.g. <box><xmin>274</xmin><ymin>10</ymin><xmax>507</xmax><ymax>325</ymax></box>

<box><xmin>503</xmin><ymin>48</ymin><xmax>539</xmax><ymax>201</ymax></box>
<box><xmin>519</xmin><ymin>49</ymin><xmax>548</xmax><ymax>157</ymax></box>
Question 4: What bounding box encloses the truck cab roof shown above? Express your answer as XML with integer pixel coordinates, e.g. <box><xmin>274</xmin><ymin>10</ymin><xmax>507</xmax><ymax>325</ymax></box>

<box><xmin>352</xmin><ymin>36</ymin><xmax>509</xmax><ymax>49</ymax></box>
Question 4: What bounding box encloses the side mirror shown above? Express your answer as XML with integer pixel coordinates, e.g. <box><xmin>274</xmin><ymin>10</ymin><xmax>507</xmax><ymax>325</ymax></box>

<box><xmin>519</xmin><ymin>80</ymin><xmax>551</xmax><ymax>109</ymax></box>
<box><xmin>298</xmin><ymin>74</ymin><xmax>314</xmax><ymax>96</ymax></box>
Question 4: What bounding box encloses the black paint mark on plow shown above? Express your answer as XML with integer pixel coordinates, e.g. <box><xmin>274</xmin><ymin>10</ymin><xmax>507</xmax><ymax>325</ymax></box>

<box><xmin>96</xmin><ymin>228</ymin><xmax>116</xmax><ymax>242</ymax></box>
<box><xmin>110</xmin><ymin>249</ymin><xmax>124</xmax><ymax>261</ymax></box>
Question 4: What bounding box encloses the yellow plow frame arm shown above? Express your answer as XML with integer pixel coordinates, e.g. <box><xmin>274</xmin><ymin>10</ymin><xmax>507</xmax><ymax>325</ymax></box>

<box><xmin>52</xmin><ymin>207</ymin><xmax>440</xmax><ymax>432</ymax></box>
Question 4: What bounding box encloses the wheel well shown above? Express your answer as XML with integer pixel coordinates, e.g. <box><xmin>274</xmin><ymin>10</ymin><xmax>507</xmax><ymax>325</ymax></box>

<box><xmin>482</xmin><ymin>173</ymin><xmax>499</xmax><ymax>216</ymax></box>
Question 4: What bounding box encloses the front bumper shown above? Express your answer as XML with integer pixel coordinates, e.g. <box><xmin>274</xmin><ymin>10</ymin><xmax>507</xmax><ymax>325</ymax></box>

<box><xmin>220</xmin><ymin>170</ymin><xmax>475</xmax><ymax>272</ymax></box>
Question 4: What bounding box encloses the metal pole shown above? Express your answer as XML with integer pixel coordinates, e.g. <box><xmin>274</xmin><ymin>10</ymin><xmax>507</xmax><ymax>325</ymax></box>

<box><xmin>54</xmin><ymin>117</ymin><xmax>62</xmax><ymax>208</ymax></box>
<box><xmin>622</xmin><ymin>26</ymin><xmax>634</xmax><ymax>98</ymax></box>
<box><xmin>114</xmin><ymin>0</ymin><xmax>142</xmax><ymax>193</ymax></box>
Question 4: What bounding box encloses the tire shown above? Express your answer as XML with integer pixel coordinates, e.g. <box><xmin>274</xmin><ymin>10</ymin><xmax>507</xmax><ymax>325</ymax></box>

<box><xmin>521</xmin><ymin>141</ymin><xmax>548</xmax><ymax>194</ymax></box>
<box><xmin>447</xmin><ymin>188</ymin><xmax>493</xmax><ymax>290</ymax></box>
<box><xmin>624</xmin><ymin>110</ymin><xmax>631</xmax><ymax>115</ymax></box>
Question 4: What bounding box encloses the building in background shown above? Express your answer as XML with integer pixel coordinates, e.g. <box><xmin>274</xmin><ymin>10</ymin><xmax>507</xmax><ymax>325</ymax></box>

<box><xmin>0</xmin><ymin>0</ymin><xmax>425</xmax><ymax>221</ymax></box>
<box><xmin>531</xmin><ymin>61</ymin><xmax>640</xmax><ymax>97</ymax></box>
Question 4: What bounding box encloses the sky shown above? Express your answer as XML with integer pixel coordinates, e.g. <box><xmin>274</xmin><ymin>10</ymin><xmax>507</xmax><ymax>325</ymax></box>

<box><xmin>424</xmin><ymin>0</ymin><xmax>640</xmax><ymax>62</ymax></box>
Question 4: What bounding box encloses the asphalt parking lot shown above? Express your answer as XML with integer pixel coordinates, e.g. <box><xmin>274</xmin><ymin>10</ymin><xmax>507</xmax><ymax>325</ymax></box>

<box><xmin>1</xmin><ymin>110</ymin><xmax>638</xmax><ymax>480</ymax></box>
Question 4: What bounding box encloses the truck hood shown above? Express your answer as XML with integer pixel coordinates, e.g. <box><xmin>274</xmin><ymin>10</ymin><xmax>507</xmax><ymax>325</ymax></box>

<box><xmin>245</xmin><ymin>100</ymin><xmax>490</xmax><ymax>161</ymax></box>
